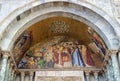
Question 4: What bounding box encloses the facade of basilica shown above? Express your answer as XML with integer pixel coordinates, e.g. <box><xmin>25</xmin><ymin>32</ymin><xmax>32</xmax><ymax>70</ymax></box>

<box><xmin>0</xmin><ymin>0</ymin><xmax>120</xmax><ymax>81</ymax></box>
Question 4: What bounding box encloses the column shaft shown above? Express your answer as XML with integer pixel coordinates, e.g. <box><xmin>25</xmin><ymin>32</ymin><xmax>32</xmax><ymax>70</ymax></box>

<box><xmin>11</xmin><ymin>70</ymin><xmax>14</xmax><ymax>81</ymax></box>
<box><xmin>108</xmin><ymin>60</ymin><xmax>115</xmax><ymax>81</ymax></box>
<box><xmin>8</xmin><ymin>66</ymin><xmax>12</xmax><ymax>81</ymax></box>
<box><xmin>29</xmin><ymin>71</ymin><xmax>34</xmax><ymax>81</ymax></box>
<box><xmin>13</xmin><ymin>74</ymin><xmax>16</xmax><ymax>81</ymax></box>
<box><xmin>111</xmin><ymin>53</ymin><xmax>120</xmax><ymax>81</ymax></box>
<box><xmin>0</xmin><ymin>53</ymin><xmax>9</xmax><ymax>81</ymax></box>
<box><xmin>106</xmin><ymin>65</ymin><xmax>111</xmax><ymax>81</ymax></box>
<box><xmin>21</xmin><ymin>72</ymin><xmax>25</xmax><ymax>81</ymax></box>
<box><xmin>94</xmin><ymin>72</ymin><xmax>99</xmax><ymax>81</ymax></box>
<box><xmin>4</xmin><ymin>59</ymin><xmax>10</xmax><ymax>81</ymax></box>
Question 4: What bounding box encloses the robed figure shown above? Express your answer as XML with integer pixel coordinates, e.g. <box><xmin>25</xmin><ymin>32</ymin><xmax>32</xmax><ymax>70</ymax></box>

<box><xmin>72</xmin><ymin>47</ymin><xmax>85</xmax><ymax>67</ymax></box>
<box><xmin>86</xmin><ymin>47</ymin><xmax>95</xmax><ymax>66</ymax></box>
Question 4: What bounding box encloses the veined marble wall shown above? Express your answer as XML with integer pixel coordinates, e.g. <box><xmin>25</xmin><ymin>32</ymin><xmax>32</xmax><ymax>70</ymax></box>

<box><xmin>35</xmin><ymin>71</ymin><xmax>85</xmax><ymax>81</ymax></box>
<box><xmin>0</xmin><ymin>0</ymin><xmax>114</xmax><ymax>22</ymax></box>
<box><xmin>86</xmin><ymin>0</ymin><xmax>113</xmax><ymax>16</ymax></box>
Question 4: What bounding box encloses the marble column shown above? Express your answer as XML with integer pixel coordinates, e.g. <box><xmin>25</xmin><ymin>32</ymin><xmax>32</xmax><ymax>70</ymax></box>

<box><xmin>103</xmin><ymin>69</ymin><xmax>108</xmax><ymax>81</ymax></box>
<box><xmin>29</xmin><ymin>71</ymin><xmax>34</xmax><ymax>81</ymax></box>
<box><xmin>118</xmin><ymin>52</ymin><xmax>120</xmax><ymax>68</ymax></box>
<box><xmin>94</xmin><ymin>71</ymin><xmax>99</xmax><ymax>81</ymax></box>
<box><xmin>106</xmin><ymin>63</ymin><xmax>111</xmax><ymax>81</ymax></box>
<box><xmin>0</xmin><ymin>47</ymin><xmax>2</xmax><ymax>59</ymax></box>
<box><xmin>0</xmin><ymin>51</ymin><xmax>9</xmax><ymax>81</ymax></box>
<box><xmin>11</xmin><ymin>69</ymin><xmax>15</xmax><ymax>81</ymax></box>
<box><xmin>4</xmin><ymin>59</ymin><xmax>11</xmax><ymax>81</ymax></box>
<box><xmin>108</xmin><ymin>58</ymin><xmax>115</xmax><ymax>81</ymax></box>
<box><xmin>109</xmin><ymin>50</ymin><xmax>120</xmax><ymax>81</ymax></box>
<box><xmin>8</xmin><ymin>63</ymin><xmax>13</xmax><ymax>81</ymax></box>
<box><xmin>85</xmin><ymin>71</ymin><xmax>90</xmax><ymax>81</ymax></box>
<box><xmin>13</xmin><ymin>72</ymin><xmax>16</xmax><ymax>81</ymax></box>
<box><xmin>21</xmin><ymin>71</ymin><xmax>25</xmax><ymax>81</ymax></box>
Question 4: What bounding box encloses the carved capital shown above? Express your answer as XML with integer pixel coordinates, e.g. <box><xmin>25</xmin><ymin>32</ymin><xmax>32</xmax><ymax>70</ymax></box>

<box><xmin>2</xmin><ymin>51</ymin><xmax>10</xmax><ymax>58</ymax></box>
<box><xmin>108</xmin><ymin>49</ymin><xmax>118</xmax><ymax>55</ymax></box>
<box><xmin>21</xmin><ymin>71</ymin><xmax>25</xmax><ymax>76</ymax></box>
<box><xmin>85</xmin><ymin>71</ymin><xmax>91</xmax><ymax>76</ymax></box>
<box><xmin>94</xmin><ymin>71</ymin><xmax>99</xmax><ymax>76</ymax></box>
<box><xmin>29</xmin><ymin>71</ymin><xmax>34</xmax><ymax>76</ymax></box>
<box><xmin>10</xmin><ymin>63</ymin><xmax>14</xmax><ymax>67</ymax></box>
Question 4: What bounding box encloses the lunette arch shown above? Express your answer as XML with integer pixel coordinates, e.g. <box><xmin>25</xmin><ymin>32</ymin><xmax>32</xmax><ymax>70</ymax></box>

<box><xmin>0</xmin><ymin>1</ymin><xmax>119</xmax><ymax>51</ymax></box>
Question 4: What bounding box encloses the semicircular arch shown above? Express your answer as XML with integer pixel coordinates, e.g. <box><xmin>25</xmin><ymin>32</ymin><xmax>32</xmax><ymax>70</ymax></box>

<box><xmin>0</xmin><ymin>1</ymin><xmax>119</xmax><ymax>51</ymax></box>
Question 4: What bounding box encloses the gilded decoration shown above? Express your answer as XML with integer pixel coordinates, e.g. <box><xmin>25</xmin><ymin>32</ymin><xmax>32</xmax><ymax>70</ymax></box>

<box><xmin>50</xmin><ymin>20</ymin><xmax>69</xmax><ymax>33</ymax></box>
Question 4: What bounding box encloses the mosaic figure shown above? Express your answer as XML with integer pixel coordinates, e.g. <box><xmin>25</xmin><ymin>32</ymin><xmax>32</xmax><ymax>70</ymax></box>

<box><xmin>72</xmin><ymin>47</ymin><xmax>85</xmax><ymax>67</ymax></box>
<box><xmin>44</xmin><ymin>47</ymin><xmax>54</xmax><ymax>68</ymax></box>
<box><xmin>18</xmin><ymin>36</ymin><xmax>99</xmax><ymax>69</ymax></box>
<box><xmin>18</xmin><ymin>57</ymin><xmax>27</xmax><ymax>69</ymax></box>
<box><xmin>88</xmin><ymin>28</ymin><xmax>106</xmax><ymax>55</ymax></box>
<box><xmin>37</xmin><ymin>57</ymin><xmax>45</xmax><ymax>68</ymax></box>
<box><xmin>28</xmin><ymin>57</ymin><xmax>35</xmax><ymax>69</ymax></box>
<box><xmin>81</xmin><ymin>45</ymin><xmax>95</xmax><ymax>67</ymax></box>
<box><xmin>13</xmin><ymin>31</ymin><xmax>33</xmax><ymax>63</ymax></box>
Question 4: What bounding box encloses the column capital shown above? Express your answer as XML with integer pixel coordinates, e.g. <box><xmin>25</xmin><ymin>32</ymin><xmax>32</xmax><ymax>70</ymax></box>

<box><xmin>29</xmin><ymin>71</ymin><xmax>34</xmax><ymax>76</ymax></box>
<box><xmin>21</xmin><ymin>71</ymin><xmax>25</xmax><ymax>76</ymax></box>
<box><xmin>85</xmin><ymin>70</ymin><xmax>91</xmax><ymax>75</ymax></box>
<box><xmin>108</xmin><ymin>49</ymin><xmax>118</xmax><ymax>55</ymax></box>
<box><xmin>10</xmin><ymin>63</ymin><xmax>14</xmax><ymax>68</ymax></box>
<box><xmin>94</xmin><ymin>71</ymin><xmax>99</xmax><ymax>76</ymax></box>
<box><xmin>2</xmin><ymin>51</ymin><xmax>10</xmax><ymax>58</ymax></box>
